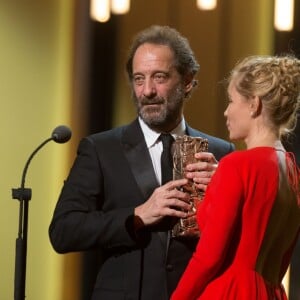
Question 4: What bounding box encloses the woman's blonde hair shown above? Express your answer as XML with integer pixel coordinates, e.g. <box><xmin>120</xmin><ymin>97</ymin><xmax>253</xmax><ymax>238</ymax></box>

<box><xmin>229</xmin><ymin>55</ymin><xmax>300</xmax><ymax>137</ymax></box>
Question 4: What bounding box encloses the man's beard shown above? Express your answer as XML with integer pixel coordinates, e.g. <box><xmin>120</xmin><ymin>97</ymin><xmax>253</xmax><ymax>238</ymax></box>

<box><xmin>133</xmin><ymin>85</ymin><xmax>185</xmax><ymax>129</ymax></box>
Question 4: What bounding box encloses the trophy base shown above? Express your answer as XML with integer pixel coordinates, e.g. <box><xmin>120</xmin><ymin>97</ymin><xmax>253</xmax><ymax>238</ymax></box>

<box><xmin>171</xmin><ymin>196</ymin><xmax>202</xmax><ymax>238</ymax></box>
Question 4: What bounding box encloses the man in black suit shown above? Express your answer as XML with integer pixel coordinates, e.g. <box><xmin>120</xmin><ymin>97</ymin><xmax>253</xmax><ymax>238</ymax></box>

<box><xmin>49</xmin><ymin>25</ymin><xmax>234</xmax><ymax>300</ymax></box>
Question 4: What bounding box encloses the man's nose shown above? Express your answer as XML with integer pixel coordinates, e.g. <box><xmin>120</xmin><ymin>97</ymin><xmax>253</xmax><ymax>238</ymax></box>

<box><xmin>143</xmin><ymin>79</ymin><xmax>156</xmax><ymax>97</ymax></box>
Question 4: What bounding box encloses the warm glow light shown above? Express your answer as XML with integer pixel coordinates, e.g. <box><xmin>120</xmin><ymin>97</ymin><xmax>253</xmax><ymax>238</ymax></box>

<box><xmin>196</xmin><ymin>0</ymin><xmax>217</xmax><ymax>10</ymax></box>
<box><xmin>90</xmin><ymin>0</ymin><xmax>110</xmax><ymax>23</ymax></box>
<box><xmin>111</xmin><ymin>0</ymin><xmax>130</xmax><ymax>14</ymax></box>
<box><xmin>274</xmin><ymin>0</ymin><xmax>294</xmax><ymax>31</ymax></box>
<box><xmin>282</xmin><ymin>267</ymin><xmax>290</xmax><ymax>298</ymax></box>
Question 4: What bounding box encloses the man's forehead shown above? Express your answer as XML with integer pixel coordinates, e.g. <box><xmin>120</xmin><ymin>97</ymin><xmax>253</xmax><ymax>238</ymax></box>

<box><xmin>132</xmin><ymin>43</ymin><xmax>176</xmax><ymax>74</ymax></box>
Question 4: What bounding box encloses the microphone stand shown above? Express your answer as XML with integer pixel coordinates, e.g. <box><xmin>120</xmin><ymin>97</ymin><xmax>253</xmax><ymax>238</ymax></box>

<box><xmin>12</xmin><ymin>137</ymin><xmax>53</xmax><ymax>300</ymax></box>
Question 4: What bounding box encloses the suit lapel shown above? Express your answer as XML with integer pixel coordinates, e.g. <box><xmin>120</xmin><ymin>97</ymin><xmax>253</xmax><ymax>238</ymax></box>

<box><xmin>121</xmin><ymin>119</ymin><xmax>159</xmax><ymax>201</ymax></box>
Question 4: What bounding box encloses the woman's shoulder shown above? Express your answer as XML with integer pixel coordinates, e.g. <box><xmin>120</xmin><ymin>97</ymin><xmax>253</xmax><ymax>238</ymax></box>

<box><xmin>220</xmin><ymin>147</ymin><xmax>276</xmax><ymax>165</ymax></box>
<box><xmin>219</xmin><ymin>148</ymin><xmax>279</xmax><ymax>179</ymax></box>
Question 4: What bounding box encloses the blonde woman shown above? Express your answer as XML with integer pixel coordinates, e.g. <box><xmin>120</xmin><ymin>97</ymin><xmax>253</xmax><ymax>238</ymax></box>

<box><xmin>172</xmin><ymin>55</ymin><xmax>300</xmax><ymax>300</ymax></box>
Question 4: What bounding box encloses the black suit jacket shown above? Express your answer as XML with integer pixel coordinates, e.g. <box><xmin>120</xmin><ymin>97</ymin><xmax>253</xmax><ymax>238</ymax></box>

<box><xmin>49</xmin><ymin>119</ymin><xmax>234</xmax><ymax>300</ymax></box>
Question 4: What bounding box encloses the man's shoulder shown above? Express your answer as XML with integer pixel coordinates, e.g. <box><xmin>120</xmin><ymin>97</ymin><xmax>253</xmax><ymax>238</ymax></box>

<box><xmin>88</xmin><ymin>120</ymin><xmax>139</xmax><ymax>140</ymax></box>
<box><xmin>82</xmin><ymin>119</ymin><xmax>143</xmax><ymax>148</ymax></box>
<box><xmin>88</xmin><ymin>125</ymin><xmax>124</xmax><ymax>140</ymax></box>
<box><xmin>186</xmin><ymin>126</ymin><xmax>230</xmax><ymax>146</ymax></box>
<box><xmin>186</xmin><ymin>126</ymin><xmax>234</xmax><ymax>160</ymax></box>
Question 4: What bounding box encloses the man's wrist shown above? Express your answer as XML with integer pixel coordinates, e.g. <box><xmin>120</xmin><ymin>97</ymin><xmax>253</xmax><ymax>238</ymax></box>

<box><xmin>126</xmin><ymin>213</ymin><xmax>146</xmax><ymax>242</ymax></box>
<box><xmin>133</xmin><ymin>215</ymin><xmax>145</xmax><ymax>236</ymax></box>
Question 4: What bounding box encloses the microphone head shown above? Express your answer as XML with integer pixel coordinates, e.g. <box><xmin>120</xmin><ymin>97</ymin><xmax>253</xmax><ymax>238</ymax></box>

<box><xmin>51</xmin><ymin>125</ymin><xmax>72</xmax><ymax>143</ymax></box>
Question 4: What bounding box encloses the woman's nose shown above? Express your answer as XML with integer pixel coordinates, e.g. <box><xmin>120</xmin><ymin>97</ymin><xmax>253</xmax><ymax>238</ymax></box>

<box><xmin>224</xmin><ymin>107</ymin><xmax>228</xmax><ymax>117</ymax></box>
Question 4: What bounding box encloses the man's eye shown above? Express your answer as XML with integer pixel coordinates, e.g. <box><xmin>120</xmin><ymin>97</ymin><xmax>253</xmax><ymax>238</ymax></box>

<box><xmin>134</xmin><ymin>76</ymin><xmax>144</xmax><ymax>85</ymax></box>
<box><xmin>154</xmin><ymin>74</ymin><xmax>167</xmax><ymax>83</ymax></box>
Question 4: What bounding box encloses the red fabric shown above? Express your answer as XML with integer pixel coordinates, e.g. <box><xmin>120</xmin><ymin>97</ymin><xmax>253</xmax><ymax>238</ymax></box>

<box><xmin>171</xmin><ymin>147</ymin><xmax>300</xmax><ymax>300</ymax></box>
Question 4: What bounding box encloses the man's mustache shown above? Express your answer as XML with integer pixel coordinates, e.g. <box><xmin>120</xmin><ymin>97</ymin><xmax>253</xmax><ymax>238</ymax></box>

<box><xmin>140</xmin><ymin>97</ymin><xmax>165</xmax><ymax>105</ymax></box>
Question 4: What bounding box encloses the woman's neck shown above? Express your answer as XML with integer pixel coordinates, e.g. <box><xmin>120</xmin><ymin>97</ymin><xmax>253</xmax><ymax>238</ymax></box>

<box><xmin>245</xmin><ymin>128</ymin><xmax>282</xmax><ymax>150</ymax></box>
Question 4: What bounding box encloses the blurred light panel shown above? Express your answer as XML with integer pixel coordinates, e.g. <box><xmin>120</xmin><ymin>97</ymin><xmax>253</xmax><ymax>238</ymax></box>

<box><xmin>111</xmin><ymin>0</ymin><xmax>130</xmax><ymax>14</ymax></box>
<box><xmin>274</xmin><ymin>0</ymin><xmax>294</xmax><ymax>31</ymax></box>
<box><xmin>90</xmin><ymin>0</ymin><xmax>110</xmax><ymax>23</ymax></box>
<box><xmin>196</xmin><ymin>0</ymin><xmax>217</xmax><ymax>10</ymax></box>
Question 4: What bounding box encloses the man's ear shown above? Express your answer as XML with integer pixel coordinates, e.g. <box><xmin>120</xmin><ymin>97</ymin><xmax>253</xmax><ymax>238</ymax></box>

<box><xmin>184</xmin><ymin>75</ymin><xmax>195</xmax><ymax>95</ymax></box>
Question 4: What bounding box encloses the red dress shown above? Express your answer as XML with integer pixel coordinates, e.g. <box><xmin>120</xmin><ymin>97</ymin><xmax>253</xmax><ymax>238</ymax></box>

<box><xmin>171</xmin><ymin>147</ymin><xmax>300</xmax><ymax>300</ymax></box>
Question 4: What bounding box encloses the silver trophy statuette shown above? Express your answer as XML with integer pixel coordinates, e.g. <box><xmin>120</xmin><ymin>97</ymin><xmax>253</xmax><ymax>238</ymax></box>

<box><xmin>172</xmin><ymin>135</ymin><xmax>208</xmax><ymax>238</ymax></box>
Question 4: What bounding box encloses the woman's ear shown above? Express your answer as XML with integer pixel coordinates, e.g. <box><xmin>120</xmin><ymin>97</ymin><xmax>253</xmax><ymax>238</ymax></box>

<box><xmin>250</xmin><ymin>95</ymin><xmax>262</xmax><ymax>117</ymax></box>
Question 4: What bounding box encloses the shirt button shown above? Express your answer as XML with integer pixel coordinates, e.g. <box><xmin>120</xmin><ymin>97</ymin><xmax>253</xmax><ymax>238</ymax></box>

<box><xmin>166</xmin><ymin>264</ymin><xmax>173</xmax><ymax>271</ymax></box>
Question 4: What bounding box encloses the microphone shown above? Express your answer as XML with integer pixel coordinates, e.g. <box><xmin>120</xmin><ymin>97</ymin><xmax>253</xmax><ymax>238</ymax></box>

<box><xmin>51</xmin><ymin>125</ymin><xmax>72</xmax><ymax>144</ymax></box>
<box><xmin>12</xmin><ymin>125</ymin><xmax>72</xmax><ymax>300</ymax></box>
<box><xmin>13</xmin><ymin>125</ymin><xmax>72</xmax><ymax>200</ymax></box>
